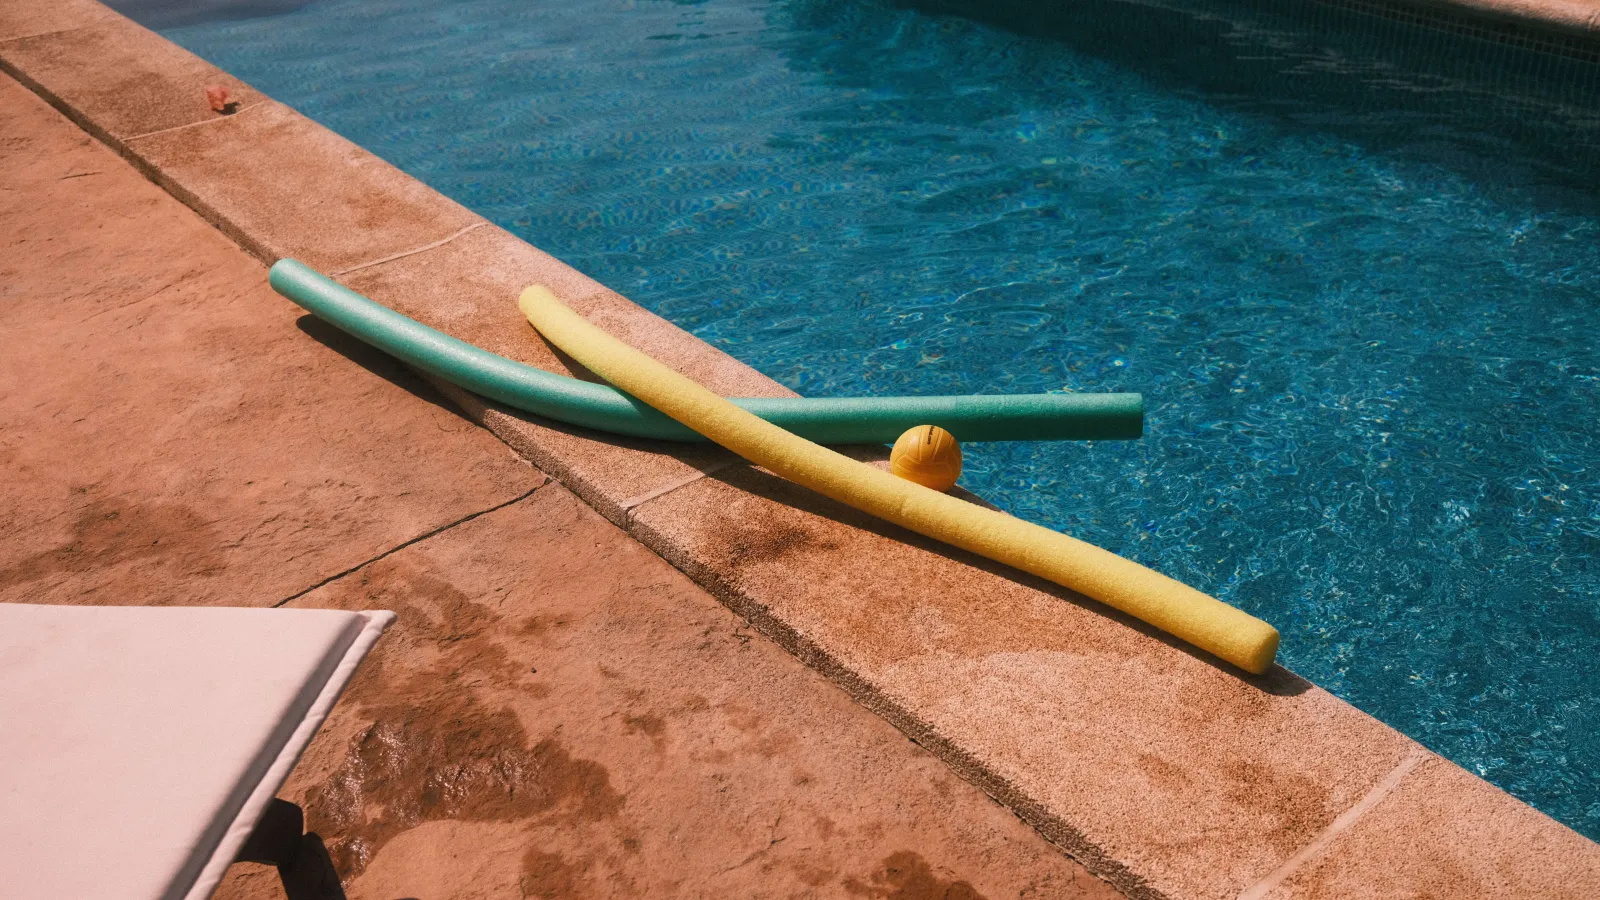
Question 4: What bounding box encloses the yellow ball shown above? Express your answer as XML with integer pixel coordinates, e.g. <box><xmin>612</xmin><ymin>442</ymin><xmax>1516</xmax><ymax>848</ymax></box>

<box><xmin>889</xmin><ymin>425</ymin><xmax>962</xmax><ymax>492</ymax></box>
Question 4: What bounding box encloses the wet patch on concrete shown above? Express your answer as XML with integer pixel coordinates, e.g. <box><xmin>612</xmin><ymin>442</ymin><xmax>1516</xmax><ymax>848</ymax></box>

<box><xmin>237</xmin><ymin>486</ymin><xmax>1122</xmax><ymax>899</ymax></box>
<box><xmin>845</xmin><ymin>850</ymin><xmax>988</xmax><ymax>900</ymax></box>
<box><xmin>717</xmin><ymin>510</ymin><xmax>826</xmax><ymax>569</ymax></box>
<box><xmin>0</xmin><ymin>495</ymin><xmax>223</xmax><ymax>598</ymax></box>
<box><xmin>1223</xmin><ymin>761</ymin><xmax>1328</xmax><ymax>859</ymax></box>
<box><xmin>622</xmin><ymin>712</ymin><xmax>668</xmax><ymax>753</ymax></box>
<box><xmin>301</xmin><ymin>567</ymin><xmax>624</xmax><ymax>879</ymax></box>
<box><xmin>518</xmin><ymin>846</ymin><xmax>591</xmax><ymax>899</ymax></box>
<box><xmin>309</xmin><ymin>711</ymin><xmax>621</xmax><ymax>879</ymax></box>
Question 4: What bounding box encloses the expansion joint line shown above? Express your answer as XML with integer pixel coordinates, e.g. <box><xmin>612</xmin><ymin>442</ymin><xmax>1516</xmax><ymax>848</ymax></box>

<box><xmin>1236</xmin><ymin>745</ymin><xmax>1430</xmax><ymax>900</ymax></box>
<box><xmin>330</xmin><ymin>221</ymin><xmax>489</xmax><ymax>278</ymax></box>
<box><xmin>270</xmin><ymin>481</ymin><xmax>545</xmax><ymax>608</ymax></box>
<box><xmin>618</xmin><ymin>458</ymin><xmax>739</xmax><ymax>523</ymax></box>
<box><xmin>0</xmin><ymin>23</ymin><xmax>102</xmax><ymax>44</ymax></box>
<box><xmin>124</xmin><ymin>99</ymin><xmax>270</xmax><ymax>142</ymax></box>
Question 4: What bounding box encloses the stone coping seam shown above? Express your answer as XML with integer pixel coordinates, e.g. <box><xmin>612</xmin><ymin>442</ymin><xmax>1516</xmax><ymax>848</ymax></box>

<box><xmin>5</xmin><ymin>4</ymin><xmax>1598</xmax><ymax>899</ymax></box>
<box><xmin>124</xmin><ymin>99</ymin><xmax>270</xmax><ymax>141</ymax></box>
<box><xmin>329</xmin><ymin>221</ymin><xmax>491</xmax><ymax>278</ymax></box>
<box><xmin>412</xmin><ymin>378</ymin><xmax>665</xmax><ymax>529</ymax></box>
<box><xmin>617</xmin><ymin>462</ymin><xmax>737</xmax><ymax>514</ymax></box>
<box><xmin>0</xmin><ymin>50</ymin><xmax>130</xmax><ymax>150</ymax></box>
<box><xmin>1236</xmin><ymin>746</ymin><xmax>1429</xmax><ymax>900</ymax></box>
<box><xmin>3</xmin><ymin>26</ymin><xmax>95</xmax><ymax>43</ymax></box>
<box><xmin>118</xmin><ymin>99</ymin><xmax>489</xmax><ymax>272</ymax></box>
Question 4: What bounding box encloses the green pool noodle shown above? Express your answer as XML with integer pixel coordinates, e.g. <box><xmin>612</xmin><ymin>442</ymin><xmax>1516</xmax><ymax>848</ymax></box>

<box><xmin>268</xmin><ymin>259</ymin><xmax>1143</xmax><ymax>444</ymax></box>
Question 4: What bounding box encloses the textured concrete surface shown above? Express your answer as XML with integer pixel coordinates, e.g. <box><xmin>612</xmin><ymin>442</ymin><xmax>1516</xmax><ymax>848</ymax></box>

<box><xmin>0</xmin><ymin>69</ymin><xmax>1120</xmax><ymax>898</ymax></box>
<box><xmin>0</xmin><ymin>13</ymin><xmax>262</xmax><ymax>142</ymax></box>
<box><xmin>0</xmin><ymin>74</ymin><xmax>538</xmax><ymax>608</ymax></box>
<box><xmin>0</xmin><ymin>6</ymin><xmax>482</xmax><ymax>276</ymax></box>
<box><xmin>1263</xmin><ymin>755</ymin><xmax>1600</xmax><ymax>899</ymax></box>
<box><xmin>338</xmin><ymin>225</ymin><xmax>788</xmax><ymax>524</ymax></box>
<box><xmin>126</xmin><ymin>99</ymin><xmax>484</xmax><ymax>273</ymax></box>
<box><xmin>626</xmin><ymin>466</ymin><xmax>1425</xmax><ymax>899</ymax></box>
<box><xmin>0</xmin><ymin>0</ymin><xmax>115</xmax><ymax>42</ymax></box>
<box><xmin>217</xmin><ymin>485</ymin><xmax>1122</xmax><ymax>900</ymax></box>
<box><xmin>5</xmin><ymin>3</ymin><xmax>1598</xmax><ymax>897</ymax></box>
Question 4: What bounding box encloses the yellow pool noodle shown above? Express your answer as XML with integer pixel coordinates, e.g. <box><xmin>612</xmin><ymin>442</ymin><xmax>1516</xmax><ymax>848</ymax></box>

<box><xmin>519</xmin><ymin>286</ymin><xmax>1280</xmax><ymax>674</ymax></box>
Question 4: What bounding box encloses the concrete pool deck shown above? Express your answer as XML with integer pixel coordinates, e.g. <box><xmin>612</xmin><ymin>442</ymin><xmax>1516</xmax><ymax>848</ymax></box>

<box><xmin>1</xmin><ymin>2</ymin><xmax>1598</xmax><ymax>898</ymax></box>
<box><xmin>0</xmin><ymin>69</ymin><xmax>1118</xmax><ymax>900</ymax></box>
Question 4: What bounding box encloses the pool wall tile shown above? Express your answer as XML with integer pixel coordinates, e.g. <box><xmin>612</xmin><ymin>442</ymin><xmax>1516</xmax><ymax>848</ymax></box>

<box><xmin>7</xmin><ymin>1</ymin><xmax>1598</xmax><ymax>897</ymax></box>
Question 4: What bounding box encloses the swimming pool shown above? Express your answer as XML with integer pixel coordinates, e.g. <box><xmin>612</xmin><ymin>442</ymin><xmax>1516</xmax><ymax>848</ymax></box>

<box><xmin>136</xmin><ymin>0</ymin><xmax>1599</xmax><ymax>838</ymax></box>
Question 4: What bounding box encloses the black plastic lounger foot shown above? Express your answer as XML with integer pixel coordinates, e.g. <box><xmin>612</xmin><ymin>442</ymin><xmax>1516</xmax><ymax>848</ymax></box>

<box><xmin>232</xmin><ymin>798</ymin><xmax>346</xmax><ymax>900</ymax></box>
<box><xmin>235</xmin><ymin>798</ymin><xmax>304</xmax><ymax>868</ymax></box>
<box><xmin>279</xmin><ymin>833</ymin><xmax>347</xmax><ymax>900</ymax></box>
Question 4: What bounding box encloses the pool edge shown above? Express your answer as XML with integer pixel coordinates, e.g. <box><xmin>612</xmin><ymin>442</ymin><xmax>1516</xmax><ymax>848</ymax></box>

<box><xmin>3</xmin><ymin>3</ymin><xmax>1596</xmax><ymax>899</ymax></box>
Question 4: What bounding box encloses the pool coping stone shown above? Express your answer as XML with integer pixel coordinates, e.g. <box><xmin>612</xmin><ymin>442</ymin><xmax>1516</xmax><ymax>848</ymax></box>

<box><xmin>5</xmin><ymin>4</ymin><xmax>1597</xmax><ymax>899</ymax></box>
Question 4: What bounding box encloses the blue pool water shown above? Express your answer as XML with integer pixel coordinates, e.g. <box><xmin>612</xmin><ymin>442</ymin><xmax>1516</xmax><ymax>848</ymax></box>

<box><xmin>143</xmin><ymin>0</ymin><xmax>1599</xmax><ymax>836</ymax></box>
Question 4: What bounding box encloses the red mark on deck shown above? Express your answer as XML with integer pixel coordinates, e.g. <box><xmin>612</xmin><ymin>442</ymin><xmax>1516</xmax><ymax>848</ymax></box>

<box><xmin>205</xmin><ymin>84</ymin><xmax>233</xmax><ymax>113</ymax></box>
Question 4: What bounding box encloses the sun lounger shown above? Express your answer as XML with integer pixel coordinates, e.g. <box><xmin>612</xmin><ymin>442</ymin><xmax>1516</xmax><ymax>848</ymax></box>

<box><xmin>0</xmin><ymin>603</ymin><xmax>393</xmax><ymax>900</ymax></box>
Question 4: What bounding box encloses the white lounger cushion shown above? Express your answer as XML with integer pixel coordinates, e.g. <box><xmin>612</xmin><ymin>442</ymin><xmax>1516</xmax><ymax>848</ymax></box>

<box><xmin>0</xmin><ymin>603</ymin><xmax>394</xmax><ymax>900</ymax></box>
